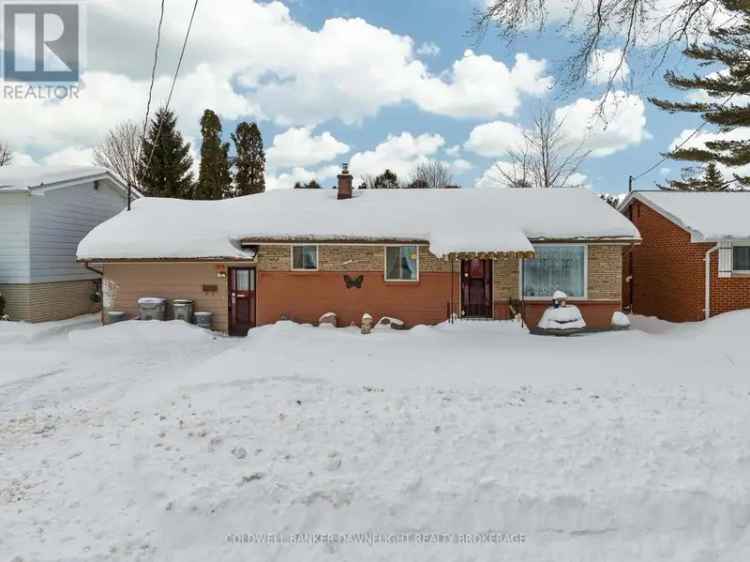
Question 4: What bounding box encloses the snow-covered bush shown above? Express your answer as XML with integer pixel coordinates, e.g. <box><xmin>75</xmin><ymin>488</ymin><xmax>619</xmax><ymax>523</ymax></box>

<box><xmin>538</xmin><ymin>305</ymin><xmax>586</xmax><ymax>330</ymax></box>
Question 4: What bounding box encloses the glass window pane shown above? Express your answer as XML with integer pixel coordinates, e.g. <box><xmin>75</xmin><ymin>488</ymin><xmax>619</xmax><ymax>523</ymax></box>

<box><xmin>734</xmin><ymin>246</ymin><xmax>750</xmax><ymax>271</ymax></box>
<box><xmin>523</xmin><ymin>246</ymin><xmax>585</xmax><ymax>298</ymax></box>
<box><xmin>386</xmin><ymin>246</ymin><xmax>418</xmax><ymax>280</ymax></box>
<box><xmin>292</xmin><ymin>246</ymin><xmax>317</xmax><ymax>270</ymax></box>
<box><xmin>235</xmin><ymin>270</ymin><xmax>250</xmax><ymax>290</ymax></box>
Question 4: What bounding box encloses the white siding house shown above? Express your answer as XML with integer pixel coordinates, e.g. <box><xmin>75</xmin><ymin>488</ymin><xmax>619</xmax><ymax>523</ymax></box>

<box><xmin>0</xmin><ymin>166</ymin><xmax>130</xmax><ymax>322</ymax></box>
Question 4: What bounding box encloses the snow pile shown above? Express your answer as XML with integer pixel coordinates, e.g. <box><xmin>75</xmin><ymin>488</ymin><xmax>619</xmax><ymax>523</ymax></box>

<box><xmin>68</xmin><ymin>319</ymin><xmax>217</xmax><ymax>350</ymax></box>
<box><xmin>538</xmin><ymin>305</ymin><xmax>586</xmax><ymax>330</ymax></box>
<box><xmin>625</xmin><ymin>191</ymin><xmax>750</xmax><ymax>241</ymax></box>
<box><xmin>4</xmin><ymin>313</ymin><xmax>750</xmax><ymax>561</ymax></box>
<box><xmin>611</xmin><ymin>311</ymin><xmax>631</xmax><ymax>328</ymax></box>
<box><xmin>78</xmin><ymin>188</ymin><xmax>639</xmax><ymax>260</ymax></box>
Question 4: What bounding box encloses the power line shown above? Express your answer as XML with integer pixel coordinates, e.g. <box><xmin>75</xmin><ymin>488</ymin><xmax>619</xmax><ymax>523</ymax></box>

<box><xmin>142</xmin><ymin>0</ymin><xmax>166</xmax><ymax>144</ymax></box>
<box><xmin>142</xmin><ymin>0</ymin><xmax>200</xmax><ymax>183</ymax></box>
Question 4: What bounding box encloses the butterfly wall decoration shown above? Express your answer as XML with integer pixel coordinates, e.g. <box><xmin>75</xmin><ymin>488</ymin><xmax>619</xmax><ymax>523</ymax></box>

<box><xmin>344</xmin><ymin>275</ymin><xmax>364</xmax><ymax>289</ymax></box>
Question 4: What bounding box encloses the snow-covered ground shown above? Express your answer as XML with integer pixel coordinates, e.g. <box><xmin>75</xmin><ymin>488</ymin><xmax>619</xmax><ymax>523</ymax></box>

<box><xmin>2</xmin><ymin>314</ymin><xmax>750</xmax><ymax>561</ymax></box>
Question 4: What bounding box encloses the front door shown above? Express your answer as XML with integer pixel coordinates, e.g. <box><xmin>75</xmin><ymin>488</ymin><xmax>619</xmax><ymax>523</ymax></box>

<box><xmin>229</xmin><ymin>268</ymin><xmax>256</xmax><ymax>336</ymax></box>
<box><xmin>461</xmin><ymin>259</ymin><xmax>493</xmax><ymax>318</ymax></box>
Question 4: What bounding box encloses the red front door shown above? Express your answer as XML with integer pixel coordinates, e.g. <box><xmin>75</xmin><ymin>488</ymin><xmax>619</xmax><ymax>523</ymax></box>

<box><xmin>229</xmin><ymin>268</ymin><xmax>256</xmax><ymax>336</ymax></box>
<box><xmin>461</xmin><ymin>259</ymin><xmax>493</xmax><ymax>318</ymax></box>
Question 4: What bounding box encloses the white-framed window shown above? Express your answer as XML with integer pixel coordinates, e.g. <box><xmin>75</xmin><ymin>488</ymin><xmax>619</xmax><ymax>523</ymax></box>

<box><xmin>291</xmin><ymin>245</ymin><xmax>319</xmax><ymax>271</ymax></box>
<box><xmin>522</xmin><ymin>245</ymin><xmax>587</xmax><ymax>299</ymax></box>
<box><xmin>385</xmin><ymin>245</ymin><xmax>419</xmax><ymax>281</ymax></box>
<box><xmin>733</xmin><ymin>244</ymin><xmax>750</xmax><ymax>272</ymax></box>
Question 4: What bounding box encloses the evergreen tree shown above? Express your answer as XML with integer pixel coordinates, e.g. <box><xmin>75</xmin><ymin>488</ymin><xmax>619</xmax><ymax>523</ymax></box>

<box><xmin>650</xmin><ymin>1</ymin><xmax>750</xmax><ymax>188</ymax></box>
<box><xmin>373</xmin><ymin>169</ymin><xmax>400</xmax><ymax>189</ymax></box>
<box><xmin>293</xmin><ymin>180</ymin><xmax>322</xmax><ymax>189</ymax></box>
<box><xmin>139</xmin><ymin>108</ymin><xmax>194</xmax><ymax>198</ymax></box>
<box><xmin>195</xmin><ymin>109</ymin><xmax>231</xmax><ymax>200</ymax></box>
<box><xmin>232</xmin><ymin>122</ymin><xmax>266</xmax><ymax>196</ymax></box>
<box><xmin>660</xmin><ymin>162</ymin><xmax>728</xmax><ymax>192</ymax></box>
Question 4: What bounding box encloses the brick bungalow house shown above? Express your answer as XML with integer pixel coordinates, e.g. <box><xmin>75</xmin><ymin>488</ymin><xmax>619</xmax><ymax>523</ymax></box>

<box><xmin>620</xmin><ymin>191</ymin><xmax>750</xmax><ymax>322</ymax></box>
<box><xmin>77</xmin><ymin>166</ymin><xmax>640</xmax><ymax>335</ymax></box>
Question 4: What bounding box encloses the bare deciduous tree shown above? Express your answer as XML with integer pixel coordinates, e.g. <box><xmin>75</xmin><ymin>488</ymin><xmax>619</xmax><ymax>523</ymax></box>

<box><xmin>94</xmin><ymin>120</ymin><xmax>143</xmax><ymax>188</ymax></box>
<box><xmin>493</xmin><ymin>107</ymin><xmax>591</xmax><ymax>188</ymax></box>
<box><xmin>474</xmin><ymin>0</ymin><xmax>724</xmax><ymax>92</ymax></box>
<box><xmin>409</xmin><ymin>161</ymin><xmax>454</xmax><ymax>189</ymax></box>
<box><xmin>0</xmin><ymin>141</ymin><xmax>13</xmax><ymax>167</ymax></box>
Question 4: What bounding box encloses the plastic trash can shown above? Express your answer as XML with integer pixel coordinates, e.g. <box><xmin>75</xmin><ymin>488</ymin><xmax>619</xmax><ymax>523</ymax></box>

<box><xmin>172</xmin><ymin>299</ymin><xmax>194</xmax><ymax>323</ymax></box>
<box><xmin>107</xmin><ymin>311</ymin><xmax>127</xmax><ymax>324</ymax></box>
<box><xmin>138</xmin><ymin>297</ymin><xmax>167</xmax><ymax>321</ymax></box>
<box><xmin>194</xmin><ymin>312</ymin><xmax>213</xmax><ymax>330</ymax></box>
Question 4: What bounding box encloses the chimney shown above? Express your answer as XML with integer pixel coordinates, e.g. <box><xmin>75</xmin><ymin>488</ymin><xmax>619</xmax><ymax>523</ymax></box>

<box><xmin>337</xmin><ymin>163</ymin><xmax>353</xmax><ymax>200</ymax></box>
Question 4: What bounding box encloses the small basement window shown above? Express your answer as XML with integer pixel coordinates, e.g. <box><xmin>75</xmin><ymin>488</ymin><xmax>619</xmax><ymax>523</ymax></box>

<box><xmin>291</xmin><ymin>245</ymin><xmax>318</xmax><ymax>270</ymax></box>
<box><xmin>385</xmin><ymin>246</ymin><xmax>419</xmax><ymax>281</ymax></box>
<box><xmin>734</xmin><ymin>245</ymin><xmax>750</xmax><ymax>272</ymax></box>
<box><xmin>523</xmin><ymin>245</ymin><xmax>586</xmax><ymax>298</ymax></box>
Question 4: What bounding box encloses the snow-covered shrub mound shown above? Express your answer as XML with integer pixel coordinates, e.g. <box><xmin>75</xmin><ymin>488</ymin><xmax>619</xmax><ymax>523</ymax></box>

<box><xmin>538</xmin><ymin>305</ymin><xmax>586</xmax><ymax>330</ymax></box>
<box><xmin>374</xmin><ymin>316</ymin><xmax>406</xmax><ymax>331</ymax></box>
<box><xmin>611</xmin><ymin>311</ymin><xmax>631</xmax><ymax>329</ymax></box>
<box><xmin>69</xmin><ymin>320</ymin><xmax>216</xmax><ymax>350</ymax></box>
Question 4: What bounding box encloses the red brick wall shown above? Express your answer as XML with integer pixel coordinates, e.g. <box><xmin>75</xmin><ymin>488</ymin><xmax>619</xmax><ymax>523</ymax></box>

<box><xmin>256</xmin><ymin>271</ymin><xmax>458</xmax><ymax>327</ymax></box>
<box><xmin>625</xmin><ymin>199</ymin><xmax>750</xmax><ymax>321</ymax></box>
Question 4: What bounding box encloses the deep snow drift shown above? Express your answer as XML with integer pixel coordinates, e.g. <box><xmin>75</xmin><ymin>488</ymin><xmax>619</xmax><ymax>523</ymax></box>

<box><xmin>1</xmin><ymin>314</ymin><xmax>750</xmax><ymax>561</ymax></box>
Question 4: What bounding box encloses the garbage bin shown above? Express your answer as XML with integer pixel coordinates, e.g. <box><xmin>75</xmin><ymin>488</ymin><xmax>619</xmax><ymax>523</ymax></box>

<box><xmin>138</xmin><ymin>297</ymin><xmax>167</xmax><ymax>321</ymax></box>
<box><xmin>194</xmin><ymin>311</ymin><xmax>213</xmax><ymax>330</ymax></box>
<box><xmin>172</xmin><ymin>299</ymin><xmax>194</xmax><ymax>323</ymax></box>
<box><xmin>107</xmin><ymin>311</ymin><xmax>127</xmax><ymax>324</ymax></box>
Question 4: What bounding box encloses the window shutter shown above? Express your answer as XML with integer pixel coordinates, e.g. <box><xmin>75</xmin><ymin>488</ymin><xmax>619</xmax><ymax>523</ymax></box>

<box><xmin>718</xmin><ymin>241</ymin><xmax>733</xmax><ymax>278</ymax></box>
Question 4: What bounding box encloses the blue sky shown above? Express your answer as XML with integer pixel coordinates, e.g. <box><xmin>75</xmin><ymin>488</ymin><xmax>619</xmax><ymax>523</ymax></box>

<box><xmin>0</xmin><ymin>0</ymin><xmax>711</xmax><ymax>193</ymax></box>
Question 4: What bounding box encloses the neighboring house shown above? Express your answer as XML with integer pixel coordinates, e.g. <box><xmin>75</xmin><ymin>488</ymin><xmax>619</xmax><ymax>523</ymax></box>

<box><xmin>0</xmin><ymin>166</ymin><xmax>130</xmax><ymax>322</ymax></box>
<box><xmin>78</xmin><ymin>166</ymin><xmax>640</xmax><ymax>335</ymax></box>
<box><xmin>620</xmin><ymin>191</ymin><xmax>750</xmax><ymax>322</ymax></box>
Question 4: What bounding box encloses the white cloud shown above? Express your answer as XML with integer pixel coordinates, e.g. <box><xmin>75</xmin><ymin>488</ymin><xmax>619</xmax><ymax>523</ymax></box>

<box><xmin>464</xmin><ymin>120</ymin><xmax>526</xmax><ymax>158</ymax></box>
<box><xmin>445</xmin><ymin>145</ymin><xmax>462</xmax><ymax>157</ymax></box>
<box><xmin>555</xmin><ymin>91</ymin><xmax>649</xmax><ymax>157</ymax></box>
<box><xmin>412</xmin><ymin>51</ymin><xmax>553</xmax><ymax>119</ymax></box>
<box><xmin>474</xmin><ymin>160</ymin><xmax>590</xmax><ymax>189</ymax></box>
<box><xmin>267</xmin><ymin>127</ymin><xmax>349</xmax><ymax>170</ymax></box>
<box><xmin>42</xmin><ymin>146</ymin><xmax>95</xmax><ymax>167</ymax></box>
<box><xmin>587</xmin><ymin>49</ymin><xmax>630</xmax><ymax>86</ymax></box>
<box><xmin>0</xmin><ymin>0</ymin><xmax>554</xmax><ymax>164</ymax></box>
<box><xmin>349</xmin><ymin>132</ymin><xmax>445</xmax><ymax>179</ymax></box>
<box><xmin>448</xmin><ymin>158</ymin><xmax>473</xmax><ymax>174</ymax></box>
<box><xmin>416</xmin><ymin>42</ymin><xmax>440</xmax><ymax>57</ymax></box>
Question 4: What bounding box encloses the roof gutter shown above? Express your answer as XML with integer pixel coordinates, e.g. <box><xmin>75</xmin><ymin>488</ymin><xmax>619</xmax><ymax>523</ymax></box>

<box><xmin>83</xmin><ymin>261</ymin><xmax>103</xmax><ymax>276</ymax></box>
<box><xmin>704</xmin><ymin>243</ymin><xmax>720</xmax><ymax>320</ymax></box>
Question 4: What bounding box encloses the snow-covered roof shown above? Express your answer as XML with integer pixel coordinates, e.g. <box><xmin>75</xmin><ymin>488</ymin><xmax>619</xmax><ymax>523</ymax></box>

<box><xmin>621</xmin><ymin>191</ymin><xmax>750</xmax><ymax>242</ymax></box>
<box><xmin>0</xmin><ymin>165</ymin><xmax>128</xmax><ymax>194</ymax></box>
<box><xmin>78</xmin><ymin>188</ymin><xmax>641</xmax><ymax>261</ymax></box>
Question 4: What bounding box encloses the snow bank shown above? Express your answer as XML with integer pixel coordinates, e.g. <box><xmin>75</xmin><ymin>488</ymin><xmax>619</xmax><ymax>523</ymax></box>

<box><xmin>68</xmin><ymin>319</ymin><xmax>217</xmax><ymax>350</ymax></box>
<box><xmin>78</xmin><ymin>188</ymin><xmax>639</xmax><ymax>260</ymax></box>
<box><xmin>538</xmin><ymin>306</ymin><xmax>586</xmax><ymax>330</ymax></box>
<box><xmin>625</xmin><ymin>191</ymin><xmax>750</xmax><ymax>241</ymax></box>
<box><xmin>611</xmin><ymin>311</ymin><xmax>630</xmax><ymax>328</ymax></box>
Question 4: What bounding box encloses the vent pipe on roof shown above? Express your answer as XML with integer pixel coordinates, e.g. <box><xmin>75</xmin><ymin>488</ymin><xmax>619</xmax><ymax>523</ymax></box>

<box><xmin>337</xmin><ymin>163</ymin><xmax>353</xmax><ymax>200</ymax></box>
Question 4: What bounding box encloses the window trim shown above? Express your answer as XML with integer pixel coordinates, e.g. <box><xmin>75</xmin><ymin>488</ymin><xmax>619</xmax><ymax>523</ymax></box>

<box><xmin>732</xmin><ymin>242</ymin><xmax>750</xmax><ymax>274</ymax></box>
<box><xmin>290</xmin><ymin>244</ymin><xmax>319</xmax><ymax>272</ymax></box>
<box><xmin>519</xmin><ymin>243</ymin><xmax>589</xmax><ymax>301</ymax></box>
<box><xmin>384</xmin><ymin>245</ymin><xmax>420</xmax><ymax>283</ymax></box>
